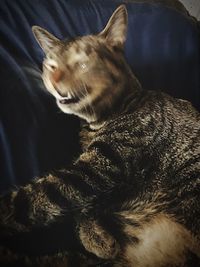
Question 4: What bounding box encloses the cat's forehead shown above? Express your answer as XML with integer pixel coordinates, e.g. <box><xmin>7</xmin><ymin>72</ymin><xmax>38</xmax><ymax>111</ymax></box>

<box><xmin>47</xmin><ymin>35</ymin><xmax>102</xmax><ymax>65</ymax></box>
<box><xmin>65</xmin><ymin>36</ymin><xmax>97</xmax><ymax>54</ymax></box>
<box><xmin>62</xmin><ymin>35</ymin><xmax>100</xmax><ymax>63</ymax></box>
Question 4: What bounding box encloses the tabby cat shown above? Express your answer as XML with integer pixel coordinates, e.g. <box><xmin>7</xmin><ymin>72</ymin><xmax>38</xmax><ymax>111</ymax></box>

<box><xmin>0</xmin><ymin>5</ymin><xmax>200</xmax><ymax>267</ymax></box>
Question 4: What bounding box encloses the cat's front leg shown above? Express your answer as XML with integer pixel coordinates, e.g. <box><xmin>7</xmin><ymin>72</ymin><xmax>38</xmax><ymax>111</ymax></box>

<box><xmin>0</xmin><ymin>190</ymin><xmax>27</xmax><ymax>237</ymax></box>
<box><xmin>0</xmin><ymin>171</ymin><xmax>119</xmax><ymax>260</ymax></box>
<box><xmin>0</xmin><ymin>174</ymin><xmax>68</xmax><ymax>238</ymax></box>
<box><xmin>0</xmin><ymin>174</ymin><xmax>80</xmax><ymax>265</ymax></box>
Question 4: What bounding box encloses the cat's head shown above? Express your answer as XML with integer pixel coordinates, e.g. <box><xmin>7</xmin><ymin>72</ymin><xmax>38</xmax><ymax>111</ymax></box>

<box><xmin>32</xmin><ymin>5</ymin><xmax>140</xmax><ymax>126</ymax></box>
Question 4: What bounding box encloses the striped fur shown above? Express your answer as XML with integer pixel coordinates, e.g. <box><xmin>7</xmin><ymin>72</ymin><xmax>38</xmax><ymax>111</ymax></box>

<box><xmin>0</xmin><ymin>5</ymin><xmax>200</xmax><ymax>267</ymax></box>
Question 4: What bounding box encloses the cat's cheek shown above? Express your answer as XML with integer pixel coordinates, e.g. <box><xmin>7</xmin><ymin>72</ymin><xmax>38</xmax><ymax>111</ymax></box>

<box><xmin>42</xmin><ymin>75</ymin><xmax>60</xmax><ymax>100</ymax></box>
<box><xmin>42</xmin><ymin>74</ymin><xmax>54</xmax><ymax>94</ymax></box>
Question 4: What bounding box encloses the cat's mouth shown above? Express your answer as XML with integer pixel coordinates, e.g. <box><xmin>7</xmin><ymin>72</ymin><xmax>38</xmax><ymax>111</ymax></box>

<box><xmin>58</xmin><ymin>93</ymin><xmax>80</xmax><ymax>105</ymax></box>
<box><xmin>59</xmin><ymin>97</ymin><xmax>79</xmax><ymax>105</ymax></box>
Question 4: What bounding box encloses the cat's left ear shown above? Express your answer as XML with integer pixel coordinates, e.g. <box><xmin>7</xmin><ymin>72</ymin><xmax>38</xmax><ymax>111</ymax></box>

<box><xmin>32</xmin><ymin>26</ymin><xmax>61</xmax><ymax>54</ymax></box>
<box><xmin>99</xmin><ymin>5</ymin><xmax>128</xmax><ymax>48</ymax></box>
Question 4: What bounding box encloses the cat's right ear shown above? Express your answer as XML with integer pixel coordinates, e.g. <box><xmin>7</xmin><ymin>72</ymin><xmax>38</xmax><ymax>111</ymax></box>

<box><xmin>32</xmin><ymin>26</ymin><xmax>60</xmax><ymax>54</ymax></box>
<box><xmin>99</xmin><ymin>5</ymin><xmax>128</xmax><ymax>48</ymax></box>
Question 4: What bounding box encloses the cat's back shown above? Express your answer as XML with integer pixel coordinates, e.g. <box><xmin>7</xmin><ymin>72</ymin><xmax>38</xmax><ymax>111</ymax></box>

<box><xmin>99</xmin><ymin>90</ymin><xmax>200</xmax><ymax>143</ymax></box>
<box><xmin>96</xmin><ymin>89</ymin><xmax>200</xmax><ymax>181</ymax></box>
<box><xmin>96</xmin><ymin>90</ymin><xmax>200</xmax><ymax>236</ymax></box>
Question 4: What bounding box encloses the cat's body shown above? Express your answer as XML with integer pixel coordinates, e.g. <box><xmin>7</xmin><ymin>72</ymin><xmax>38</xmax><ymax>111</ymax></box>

<box><xmin>0</xmin><ymin>5</ymin><xmax>200</xmax><ymax>267</ymax></box>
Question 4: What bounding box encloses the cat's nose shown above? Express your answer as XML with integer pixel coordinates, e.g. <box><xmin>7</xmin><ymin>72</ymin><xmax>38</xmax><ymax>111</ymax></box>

<box><xmin>51</xmin><ymin>68</ymin><xmax>64</xmax><ymax>83</ymax></box>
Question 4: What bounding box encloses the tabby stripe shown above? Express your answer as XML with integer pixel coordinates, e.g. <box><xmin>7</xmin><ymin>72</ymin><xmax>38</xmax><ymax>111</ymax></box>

<box><xmin>75</xmin><ymin>160</ymin><xmax>116</xmax><ymax>191</ymax></box>
<box><xmin>91</xmin><ymin>86</ymin><xmax>111</xmax><ymax>109</ymax></box>
<box><xmin>98</xmin><ymin>47</ymin><xmax>125</xmax><ymax>72</ymax></box>
<box><xmin>174</xmin><ymin>156</ymin><xmax>200</xmax><ymax>177</ymax></box>
<box><xmin>127</xmin><ymin>235</ymin><xmax>140</xmax><ymax>244</ymax></box>
<box><xmin>143</xmin><ymin>98</ymin><xmax>172</xmax><ymax>146</ymax></box>
<box><xmin>120</xmin><ymin>216</ymin><xmax>141</xmax><ymax>228</ymax></box>
<box><xmin>42</xmin><ymin>182</ymin><xmax>70</xmax><ymax>209</ymax></box>
<box><xmin>54</xmin><ymin>170</ymin><xmax>95</xmax><ymax>200</ymax></box>
<box><xmin>14</xmin><ymin>183</ymin><xmax>69</xmax><ymax>225</ymax></box>
<box><xmin>175</xmin><ymin>171</ymin><xmax>200</xmax><ymax>189</ymax></box>
<box><xmin>89</xmin><ymin>140</ymin><xmax>124</xmax><ymax>174</ymax></box>
<box><xmin>14</xmin><ymin>188</ymin><xmax>30</xmax><ymax>225</ymax></box>
<box><xmin>119</xmin><ymin>90</ymin><xmax>144</xmax><ymax>114</ymax></box>
<box><xmin>190</xmin><ymin>132</ymin><xmax>200</xmax><ymax>149</ymax></box>
<box><xmin>68</xmin><ymin>164</ymin><xmax>104</xmax><ymax>191</ymax></box>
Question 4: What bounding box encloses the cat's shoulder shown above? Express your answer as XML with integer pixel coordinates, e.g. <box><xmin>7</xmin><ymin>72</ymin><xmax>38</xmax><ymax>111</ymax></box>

<box><xmin>127</xmin><ymin>90</ymin><xmax>199</xmax><ymax>122</ymax></box>
<box><xmin>101</xmin><ymin>90</ymin><xmax>199</xmax><ymax>133</ymax></box>
<box><xmin>83</xmin><ymin>90</ymin><xmax>200</xmax><ymax>148</ymax></box>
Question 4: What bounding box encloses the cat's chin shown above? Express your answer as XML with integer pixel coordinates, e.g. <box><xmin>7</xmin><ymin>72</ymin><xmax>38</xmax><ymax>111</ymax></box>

<box><xmin>56</xmin><ymin>99</ymin><xmax>99</xmax><ymax>125</ymax></box>
<box><xmin>58</xmin><ymin>97</ymin><xmax>80</xmax><ymax>105</ymax></box>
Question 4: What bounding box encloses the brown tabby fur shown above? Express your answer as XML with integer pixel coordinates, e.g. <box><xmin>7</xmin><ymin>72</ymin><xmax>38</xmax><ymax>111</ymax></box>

<box><xmin>0</xmin><ymin>5</ymin><xmax>200</xmax><ymax>267</ymax></box>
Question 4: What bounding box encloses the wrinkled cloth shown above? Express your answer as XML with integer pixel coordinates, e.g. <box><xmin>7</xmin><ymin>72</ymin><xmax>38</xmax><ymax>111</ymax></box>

<box><xmin>0</xmin><ymin>0</ymin><xmax>199</xmax><ymax>192</ymax></box>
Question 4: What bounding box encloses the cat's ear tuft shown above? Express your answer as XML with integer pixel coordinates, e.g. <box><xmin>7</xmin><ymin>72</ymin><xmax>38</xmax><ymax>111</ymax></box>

<box><xmin>99</xmin><ymin>5</ymin><xmax>128</xmax><ymax>48</ymax></box>
<box><xmin>32</xmin><ymin>26</ymin><xmax>60</xmax><ymax>54</ymax></box>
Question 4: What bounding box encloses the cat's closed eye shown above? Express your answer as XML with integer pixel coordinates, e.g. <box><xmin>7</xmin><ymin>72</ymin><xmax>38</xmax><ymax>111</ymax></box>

<box><xmin>44</xmin><ymin>59</ymin><xmax>58</xmax><ymax>71</ymax></box>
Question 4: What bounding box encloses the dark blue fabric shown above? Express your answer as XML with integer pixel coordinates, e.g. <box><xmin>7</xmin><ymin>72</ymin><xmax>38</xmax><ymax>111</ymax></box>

<box><xmin>0</xmin><ymin>0</ymin><xmax>200</xmax><ymax>192</ymax></box>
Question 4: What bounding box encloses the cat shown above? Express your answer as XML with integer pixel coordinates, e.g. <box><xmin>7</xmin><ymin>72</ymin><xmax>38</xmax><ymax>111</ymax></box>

<box><xmin>0</xmin><ymin>4</ymin><xmax>200</xmax><ymax>267</ymax></box>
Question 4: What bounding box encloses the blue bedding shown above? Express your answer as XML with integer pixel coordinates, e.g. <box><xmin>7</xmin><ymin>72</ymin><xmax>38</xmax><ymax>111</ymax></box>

<box><xmin>0</xmin><ymin>0</ymin><xmax>200</xmax><ymax>192</ymax></box>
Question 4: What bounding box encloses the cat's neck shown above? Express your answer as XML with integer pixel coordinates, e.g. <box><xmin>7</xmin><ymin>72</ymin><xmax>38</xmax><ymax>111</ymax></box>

<box><xmin>89</xmin><ymin>74</ymin><xmax>143</xmax><ymax>130</ymax></box>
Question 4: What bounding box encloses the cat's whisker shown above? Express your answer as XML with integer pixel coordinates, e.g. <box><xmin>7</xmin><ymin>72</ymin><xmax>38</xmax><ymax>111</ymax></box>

<box><xmin>69</xmin><ymin>90</ymin><xmax>76</xmax><ymax>99</ymax></box>
<box><xmin>81</xmin><ymin>82</ymin><xmax>96</xmax><ymax>119</ymax></box>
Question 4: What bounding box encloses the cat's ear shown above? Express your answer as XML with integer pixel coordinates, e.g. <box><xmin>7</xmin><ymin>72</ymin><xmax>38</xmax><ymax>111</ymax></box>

<box><xmin>99</xmin><ymin>5</ymin><xmax>128</xmax><ymax>48</ymax></box>
<box><xmin>32</xmin><ymin>26</ymin><xmax>61</xmax><ymax>54</ymax></box>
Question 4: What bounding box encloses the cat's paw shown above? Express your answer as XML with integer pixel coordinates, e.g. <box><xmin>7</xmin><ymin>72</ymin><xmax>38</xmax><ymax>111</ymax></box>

<box><xmin>0</xmin><ymin>192</ymin><xmax>16</xmax><ymax>236</ymax></box>
<box><xmin>0</xmin><ymin>191</ymin><xmax>28</xmax><ymax>238</ymax></box>
<box><xmin>79</xmin><ymin>220</ymin><xmax>120</xmax><ymax>260</ymax></box>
